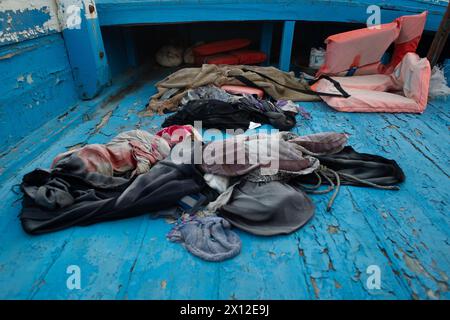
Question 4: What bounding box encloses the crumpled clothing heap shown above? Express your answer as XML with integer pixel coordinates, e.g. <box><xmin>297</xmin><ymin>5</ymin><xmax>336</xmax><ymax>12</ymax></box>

<box><xmin>168</xmin><ymin>216</ymin><xmax>241</xmax><ymax>262</ymax></box>
<box><xmin>180</xmin><ymin>85</ymin><xmax>239</xmax><ymax>107</ymax></box>
<box><xmin>201</xmin><ymin>131</ymin><xmax>405</xmax><ymax>236</ymax></box>
<box><xmin>162</xmin><ymin>99</ymin><xmax>254</xmax><ymax>131</ymax></box>
<box><xmin>180</xmin><ymin>85</ymin><xmax>301</xmax><ymax>116</ymax></box>
<box><xmin>20</xmin><ymin>151</ymin><xmax>209</xmax><ymax>234</ymax></box>
<box><xmin>180</xmin><ymin>85</ymin><xmax>300</xmax><ymax>118</ymax></box>
<box><xmin>19</xmin><ymin>116</ymin><xmax>405</xmax><ymax>261</ymax></box>
<box><xmin>148</xmin><ymin>64</ymin><xmax>319</xmax><ymax>114</ymax></box>
<box><xmin>200</xmin><ymin>132</ymin><xmax>348</xmax><ymax>177</ymax></box>
<box><xmin>52</xmin><ymin>130</ymin><xmax>171</xmax><ymax>178</ymax></box>
<box><xmin>162</xmin><ymin>85</ymin><xmax>300</xmax><ymax>131</ymax></box>
<box><xmin>200</xmin><ymin>131</ymin><xmax>349</xmax><ymax>236</ymax></box>
<box><xmin>238</xmin><ymin>95</ymin><xmax>297</xmax><ymax>131</ymax></box>
<box><xmin>161</xmin><ymin>98</ymin><xmax>297</xmax><ymax>131</ymax></box>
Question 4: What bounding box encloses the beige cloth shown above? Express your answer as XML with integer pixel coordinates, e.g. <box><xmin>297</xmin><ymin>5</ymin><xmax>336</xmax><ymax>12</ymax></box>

<box><xmin>147</xmin><ymin>64</ymin><xmax>320</xmax><ymax>114</ymax></box>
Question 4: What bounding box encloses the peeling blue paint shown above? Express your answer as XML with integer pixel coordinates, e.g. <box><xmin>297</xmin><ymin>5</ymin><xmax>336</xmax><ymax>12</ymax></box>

<box><xmin>0</xmin><ymin>8</ymin><xmax>59</xmax><ymax>46</ymax></box>
<box><xmin>0</xmin><ymin>33</ymin><xmax>78</xmax><ymax>150</ymax></box>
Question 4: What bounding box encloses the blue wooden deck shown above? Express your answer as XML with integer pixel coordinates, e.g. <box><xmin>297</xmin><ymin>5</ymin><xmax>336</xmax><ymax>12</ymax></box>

<box><xmin>0</xmin><ymin>67</ymin><xmax>448</xmax><ymax>299</ymax></box>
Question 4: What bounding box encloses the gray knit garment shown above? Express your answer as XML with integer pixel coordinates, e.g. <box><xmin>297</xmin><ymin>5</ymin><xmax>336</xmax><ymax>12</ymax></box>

<box><xmin>168</xmin><ymin>216</ymin><xmax>241</xmax><ymax>262</ymax></box>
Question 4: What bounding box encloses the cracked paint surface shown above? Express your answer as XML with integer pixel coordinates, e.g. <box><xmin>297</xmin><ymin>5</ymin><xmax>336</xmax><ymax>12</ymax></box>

<box><xmin>0</xmin><ymin>33</ymin><xmax>78</xmax><ymax>149</ymax></box>
<box><xmin>0</xmin><ymin>0</ymin><xmax>61</xmax><ymax>45</ymax></box>
<box><xmin>0</xmin><ymin>0</ymin><xmax>100</xmax><ymax>45</ymax></box>
<box><xmin>57</xmin><ymin>0</ymin><xmax>98</xmax><ymax>30</ymax></box>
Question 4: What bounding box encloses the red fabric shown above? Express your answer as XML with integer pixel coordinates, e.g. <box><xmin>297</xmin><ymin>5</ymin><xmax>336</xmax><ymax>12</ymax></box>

<box><xmin>194</xmin><ymin>50</ymin><xmax>267</xmax><ymax>65</ymax></box>
<box><xmin>381</xmin><ymin>35</ymin><xmax>423</xmax><ymax>74</ymax></box>
<box><xmin>230</xmin><ymin>50</ymin><xmax>267</xmax><ymax>64</ymax></box>
<box><xmin>195</xmin><ymin>54</ymin><xmax>240</xmax><ymax>65</ymax></box>
<box><xmin>156</xmin><ymin>125</ymin><xmax>196</xmax><ymax>146</ymax></box>
<box><xmin>380</xmin><ymin>12</ymin><xmax>427</xmax><ymax>73</ymax></box>
<box><xmin>193</xmin><ymin>39</ymin><xmax>251</xmax><ymax>56</ymax></box>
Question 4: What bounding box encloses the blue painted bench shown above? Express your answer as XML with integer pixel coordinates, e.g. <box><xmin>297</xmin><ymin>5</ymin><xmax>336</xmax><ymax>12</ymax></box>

<box><xmin>64</xmin><ymin>0</ymin><xmax>448</xmax><ymax>97</ymax></box>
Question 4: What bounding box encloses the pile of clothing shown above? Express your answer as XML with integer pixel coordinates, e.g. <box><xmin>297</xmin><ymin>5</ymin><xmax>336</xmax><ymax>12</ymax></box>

<box><xmin>161</xmin><ymin>86</ymin><xmax>299</xmax><ymax>131</ymax></box>
<box><xmin>147</xmin><ymin>64</ymin><xmax>321</xmax><ymax>114</ymax></box>
<box><xmin>198</xmin><ymin>132</ymin><xmax>404</xmax><ymax>236</ymax></box>
<box><xmin>19</xmin><ymin>63</ymin><xmax>407</xmax><ymax>262</ymax></box>
<box><xmin>20</xmin><ymin>12</ymin><xmax>442</xmax><ymax>262</ymax></box>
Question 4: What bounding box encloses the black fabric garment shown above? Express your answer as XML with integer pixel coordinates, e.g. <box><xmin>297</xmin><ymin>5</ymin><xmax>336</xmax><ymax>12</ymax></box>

<box><xmin>295</xmin><ymin>146</ymin><xmax>405</xmax><ymax>186</ymax></box>
<box><xmin>20</xmin><ymin>154</ymin><xmax>209</xmax><ymax>235</ymax></box>
<box><xmin>219</xmin><ymin>180</ymin><xmax>315</xmax><ymax>236</ymax></box>
<box><xmin>162</xmin><ymin>99</ymin><xmax>250</xmax><ymax>131</ymax></box>
<box><xmin>217</xmin><ymin>146</ymin><xmax>404</xmax><ymax>235</ymax></box>
<box><xmin>238</xmin><ymin>96</ymin><xmax>296</xmax><ymax>131</ymax></box>
<box><xmin>161</xmin><ymin>99</ymin><xmax>296</xmax><ymax>131</ymax></box>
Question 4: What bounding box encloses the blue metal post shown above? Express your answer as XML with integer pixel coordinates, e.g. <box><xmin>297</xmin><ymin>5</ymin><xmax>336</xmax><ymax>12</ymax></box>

<box><xmin>279</xmin><ymin>20</ymin><xmax>296</xmax><ymax>71</ymax></box>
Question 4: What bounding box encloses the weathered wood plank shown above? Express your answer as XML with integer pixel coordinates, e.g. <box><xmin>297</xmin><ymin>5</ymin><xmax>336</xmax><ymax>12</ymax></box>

<box><xmin>0</xmin><ymin>33</ymin><xmax>78</xmax><ymax>152</ymax></box>
<box><xmin>95</xmin><ymin>0</ymin><xmax>447</xmax><ymax>31</ymax></box>
<box><xmin>0</xmin><ymin>0</ymin><xmax>60</xmax><ymax>46</ymax></box>
<box><xmin>296</xmin><ymin>101</ymin><xmax>449</xmax><ymax>299</ymax></box>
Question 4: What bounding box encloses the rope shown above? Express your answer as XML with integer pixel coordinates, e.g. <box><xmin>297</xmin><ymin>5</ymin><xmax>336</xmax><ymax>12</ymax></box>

<box><xmin>298</xmin><ymin>171</ymin><xmax>322</xmax><ymax>191</ymax></box>
<box><xmin>337</xmin><ymin>172</ymin><xmax>400</xmax><ymax>190</ymax></box>
<box><xmin>324</xmin><ymin>167</ymin><xmax>340</xmax><ymax>212</ymax></box>
<box><xmin>297</xmin><ymin>165</ymin><xmax>399</xmax><ymax>212</ymax></box>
